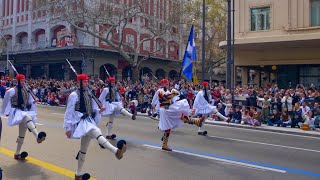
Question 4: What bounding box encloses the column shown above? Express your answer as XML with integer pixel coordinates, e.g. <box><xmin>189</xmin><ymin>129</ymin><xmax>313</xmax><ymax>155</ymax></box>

<box><xmin>26</xmin><ymin>64</ymin><xmax>31</xmax><ymax>78</ymax></box>
<box><xmin>253</xmin><ymin>69</ymin><xmax>260</xmax><ymax>88</ymax></box>
<box><xmin>44</xmin><ymin>64</ymin><xmax>49</xmax><ymax>78</ymax></box>
<box><xmin>241</xmin><ymin>67</ymin><xmax>248</xmax><ymax>87</ymax></box>
<box><xmin>64</xmin><ymin>62</ymin><xmax>70</xmax><ymax>80</ymax></box>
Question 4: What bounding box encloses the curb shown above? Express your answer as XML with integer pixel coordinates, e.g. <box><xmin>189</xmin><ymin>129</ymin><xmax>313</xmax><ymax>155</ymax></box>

<box><xmin>136</xmin><ymin>113</ymin><xmax>320</xmax><ymax>138</ymax></box>
<box><xmin>205</xmin><ymin>121</ymin><xmax>320</xmax><ymax>138</ymax></box>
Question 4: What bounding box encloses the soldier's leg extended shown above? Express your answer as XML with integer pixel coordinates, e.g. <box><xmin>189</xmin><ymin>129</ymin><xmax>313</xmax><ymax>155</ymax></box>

<box><xmin>116</xmin><ymin>106</ymin><xmax>136</xmax><ymax>120</ymax></box>
<box><xmin>106</xmin><ymin>114</ymin><xmax>116</xmax><ymax>140</ymax></box>
<box><xmin>23</xmin><ymin>115</ymin><xmax>46</xmax><ymax>143</ymax></box>
<box><xmin>90</xmin><ymin>128</ymin><xmax>126</xmax><ymax>160</ymax></box>
<box><xmin>212</xmin><ymin>108</ymin><xmax>228</xmax><ymax>121</ymax></box>
<box><xmin>181</xmin><ymin>113</ymin><xmax>205</xmax><ymax>127</ymax></box>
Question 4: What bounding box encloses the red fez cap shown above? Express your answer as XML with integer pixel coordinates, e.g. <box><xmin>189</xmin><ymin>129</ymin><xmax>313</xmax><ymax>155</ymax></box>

<box><xmin>202</xmin><ymin>81</ymin><xmax>209</xmax><ymax>86</ymax></box>
<box><xmin>6</xmin><ymin>76</ymin><xmax>10</xmax><ymax>80</ymax></box>
<box><xmin>160</xmin><ymin>79</ymin><xmax>169</xmax><ymax>84</ymax></box>
<box><xmin>77</xmin><ymin>74</ymin><xmax>89</xmax><ymax>81</ymax></box>
<box><xmin>120</xmin><ymin>87</ymin><xmax>125</xmax><ymax>93</ymax></box>
<box><xmin>108</xmin><ymin>77</ymin><xmax>115</xmax><ymax>82</ymax></box>
<box><xmin>16</xmin><ymin>74</ymin><xmax>25</xmax><ymax>80</ymax></box>
<box><xmin>1</xmin><ymin>81</ymin><xmax>5</xmax><ymax>86</ymax></box>
<box><xmin>1</xmin><ymin>76</ymin><xmax>4</xmax><ymax>80</ymax></box>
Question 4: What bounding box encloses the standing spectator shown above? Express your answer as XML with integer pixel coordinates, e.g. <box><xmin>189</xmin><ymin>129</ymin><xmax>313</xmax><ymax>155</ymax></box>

<box><xmin>0</xmin><ymin>81</ymin><xmax>6</xmax><ymax>98</ymax></box>
<box><xmin>223</xmin><ymin>89</ymin><xmax>232</xmax><ymax>102</ymax></box>
<box><xmin>186</xmin><ymin>87</ymin><xmax>194</xmax><ymax>108</ymax></box>
<box><xmin>270</xmin><ymin>93</ymin><xmax>282</xmax><ymax>112</ymax></box>
<box><xmin>281</xmin><ymin>92</ymin><xmax>293</xmax><ymax>112</ymax></box>
<box><xmin>212</xmin><ymin>87</ymin><xmax>221</xmax><ymax>105</ymax></box>
<box><xmin>261</xmin><ymin>95</ymin><xmax>270</xmax><ymax>123</ymax></box>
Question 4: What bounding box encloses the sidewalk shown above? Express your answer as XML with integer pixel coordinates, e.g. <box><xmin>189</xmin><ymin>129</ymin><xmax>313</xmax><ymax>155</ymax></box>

<box><xmin>136</xmin><ymin>112</ymin><xmax>320</xmax><ymax>138</ymax></box>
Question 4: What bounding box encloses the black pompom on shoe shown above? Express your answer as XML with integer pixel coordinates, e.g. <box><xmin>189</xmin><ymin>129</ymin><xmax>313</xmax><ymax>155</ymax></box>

<box><xmin>82</xmin><ymin>173</ymin><xmax>91</xmax><ymax>180</ymax></box>
<box><xmin>116</xmin><ymin>140</ymin><xmax>127</xmax><ymax>160</ymax></box>
<box><xmin>37</xmin><ymin>132</ymin><xmax>46</xmax><ymax>143</ymax></box>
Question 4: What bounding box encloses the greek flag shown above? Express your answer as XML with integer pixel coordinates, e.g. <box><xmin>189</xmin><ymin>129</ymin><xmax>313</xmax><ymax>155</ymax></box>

<box><xmin>181</xmin><ymin>25</ymin><xmax>196</xmax><ymax>82</ymax></box>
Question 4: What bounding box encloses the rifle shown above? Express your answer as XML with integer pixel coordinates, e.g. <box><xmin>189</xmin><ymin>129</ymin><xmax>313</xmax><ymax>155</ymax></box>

<box><xmin>103</xmin><ymin>65</ymin><xmax>111</xmax><ymax>78</ymax></box>
<box><xmin>8</xmin><ymin>60</ymin><xmax>38</xmax><ymax>101</ymax></box>
<box><xmin>66</xmin><ymin>59</ymin><xmax>104</xmax><ymax>109</ymax></box>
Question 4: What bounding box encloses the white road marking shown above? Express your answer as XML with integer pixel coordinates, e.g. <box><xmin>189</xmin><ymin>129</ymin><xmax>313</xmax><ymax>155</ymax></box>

<box><xmin>219</xmin><ymin>161</ymin><xmax>266</xmax><ymax>172</ymax></box>
<box><xmin>143</xmin><ymin>144</ymin><xmax>286</xmax><ymax>173</ymax></box>
<box><xmin>208</xmin><ymin>135</ymin><xmax>320</xmax><ymax>153</ymax></box>
<box><xmin>51</xmin><ymin>113</ymin><xmax>65</xmax><ymax>116</ymax></box>
<box><xmin>205</xmin><ymin>123</ymin><xmax>320</xmax><ymax>140</ymax></box>
<box><xmin>35</xmin><ymin>123</ymin><xmax>43</xmax><ymax>126</ymax></box>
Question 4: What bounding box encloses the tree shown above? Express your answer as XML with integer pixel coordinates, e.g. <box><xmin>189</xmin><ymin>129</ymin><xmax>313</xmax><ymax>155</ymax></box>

<box><xmin>182</xmin><ymin>0</ymin><xmax>227</xmax><ymax>73</ymax></box>
<box><xmin>36</xmin><ymin>0</ymin><xmax>184</xmax><ymax>81</ymax></box>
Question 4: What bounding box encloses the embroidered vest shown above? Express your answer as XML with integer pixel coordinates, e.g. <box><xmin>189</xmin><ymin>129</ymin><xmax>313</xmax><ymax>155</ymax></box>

<box><xmin>105</xmin><ymin>87</ymin><xmax>118</xmax><ymax>102</ymax></box>
<box><xmin>158</xmin><ymin>90</ymin><xmax>178</xmax><ymax>108</ymax></box>
<box><xmin>11</xmin><ymin>87</ymin><xmax>30</xmax><ymax>109</ymax></box>
<box><xmin>75</xmin><ymin>90</ymin><xmax>93</xmax><ymax>116</ymax></box>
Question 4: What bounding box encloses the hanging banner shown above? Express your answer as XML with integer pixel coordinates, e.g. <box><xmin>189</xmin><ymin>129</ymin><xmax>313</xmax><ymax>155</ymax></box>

<box><xmin>56</xmin><ymin>28</ymin><xmax>76</xmax><ymax>47</ymax></box>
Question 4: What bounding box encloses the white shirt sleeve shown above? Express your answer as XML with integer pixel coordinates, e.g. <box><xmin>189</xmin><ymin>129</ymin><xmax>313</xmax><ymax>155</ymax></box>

<box><xmin>63</xmin><ymin>92</ymin><xmax>78</xmax><ymax>132</ymax></box>
<box><xmin>1</xmin><ymin>88</ymin><xmax>14</xmax><ymax>115</ymax></box>
<box><xmin>99</xmin><ymin>88</ymin><xmax>109</xmax><ymax>102</ymax></box>
<box><xmin>151</xmin><ymin>89</ymin><xmax>160</xmax><ymax>106</ymax></box>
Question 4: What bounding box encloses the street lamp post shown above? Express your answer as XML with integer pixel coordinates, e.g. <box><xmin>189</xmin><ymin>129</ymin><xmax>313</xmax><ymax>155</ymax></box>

<box><xmin>226</xmin><ymin>0</ymin><xmax>232</xmax><ymax>90</ymax></box>
<box><xmin>202</xmin><ymin>0</ymin><xmax>205</xmax><ymax>81</ymax></box>
<box><xmin>0</xmin><ymin>33</ymin><xmax>9</xmax><ymax>76</ymax></box>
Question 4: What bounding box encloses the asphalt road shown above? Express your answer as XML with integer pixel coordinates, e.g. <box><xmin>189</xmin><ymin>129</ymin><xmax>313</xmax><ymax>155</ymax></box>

<box><xmin>0</xmin><ymin>104</ymin><xmax>320</xmax><ymax>180</ymax></box>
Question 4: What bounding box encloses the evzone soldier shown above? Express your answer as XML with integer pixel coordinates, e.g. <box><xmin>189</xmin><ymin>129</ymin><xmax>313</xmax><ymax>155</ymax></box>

<box><xmin>64</xmin><ymin>74</ymin><xmax>127</xmax><ymax>180</ymax></box>
<box><xmin>99</xmin><ymin>77</ymin><xmax>136</xmax><ymax>140</ymax></box>
<box><xmin>155</xmin><ymin>79</ymin><xmax>204</xmax><ymax>151</ymax></box>
<box><xmin>151</xmin><ymin>82</ymin><xmax>161</xmax><ymax>118</ymax></box>
<box><xmin>192</xmin><ymin>81</ymin><xmax>228</xmax><ymax>136</ymax></box>
<box><xmin>1</xmin><ymin>74</ymin><xmax>46</xmax><ymax>160</ymax></box>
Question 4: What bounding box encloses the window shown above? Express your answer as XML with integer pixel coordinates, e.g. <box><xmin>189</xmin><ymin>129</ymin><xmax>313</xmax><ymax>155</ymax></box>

<box><xmin>143</xmin><ymin>40</ymin><xmax>150</xmax><ymax>51</ymax></box>
<box><xmin>250</xmin><ymin>7</ymin><xmax>270</xmax><ymax>31</ymax></box>
<box><xmin>126</xmin><ymin>34</ymin><xmax>134</xmax><ymax>45</ymax></box>
<box><xmin>156</xmin><ymin>41</ymin><xmax>162</xmax><ymax>51</ymax></box>
<box><xmin>311</xmin><ymin>0</ymin><xmax>320</xmax><ymax>26</ymax></box>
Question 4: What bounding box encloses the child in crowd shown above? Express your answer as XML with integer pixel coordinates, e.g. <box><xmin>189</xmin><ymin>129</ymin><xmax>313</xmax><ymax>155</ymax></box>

<box><xmin>231</xmin><ymin>106</ymin><xmax>242</xmax><ymax>124</ymax></box>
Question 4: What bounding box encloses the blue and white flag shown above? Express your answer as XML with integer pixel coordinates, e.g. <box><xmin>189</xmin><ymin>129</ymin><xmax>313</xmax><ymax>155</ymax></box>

<box><xmin>181</xmin><ymin>25</ymin><xmax>196</xmax><ymax>82</ymax></box>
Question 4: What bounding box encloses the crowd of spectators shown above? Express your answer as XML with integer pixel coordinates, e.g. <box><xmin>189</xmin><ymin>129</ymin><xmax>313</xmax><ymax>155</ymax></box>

<box><xmin>0</xmin><ymin>75</ymin><xmax>319</xmax><ymax>131</ymax></box>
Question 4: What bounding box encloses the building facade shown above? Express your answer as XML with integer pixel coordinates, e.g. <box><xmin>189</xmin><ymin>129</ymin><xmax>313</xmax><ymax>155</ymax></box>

<box><xmin>0</xmin><ymin>0</ymin><xmax>182</xmax><ymax>80</ymax></box>
<box><xmin>220</xmin><ymin>0</ymin><xmax>320</xmax><ymax>88</ymax></box>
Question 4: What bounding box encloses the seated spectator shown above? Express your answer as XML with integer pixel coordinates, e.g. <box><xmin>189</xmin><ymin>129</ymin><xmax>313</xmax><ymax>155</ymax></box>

<box><xmin>241</xmin><ymin>110</ymin><xmax>251</xmax><ymax>125</ymax></box>
<box><xmin>129</xmin><ymin>101</ymin><xmax>137</xmax><ymax>118</ymax></box>
<box><xmin>266</xmin><ymin>109</ymin><xmax>281</xmax><ymax>126</ymax></box>
<box><xmin>221</xmin><ymin>100</ymin><xmax>232</xmax><ymax>116</ymax></box>
<box><xmin>48</xmin><ymin>92</ymin><xmax>58</xmax><ymax>106</ymax></box>
<box><xmin>250</xmin><ymin>107</ymin><xmax>261</xmax><ymax>126</ymax></box>
<box><xmin>300</xmin><ymin>101</ymin><xmax>310</xmax><ymax>116</ymax></box>
<box><xmin>280</xmin><ymin>108</ymin><xmax>291</xmax><ymax>127</ymax></box>
<box><xmin>216</xmin><ymin>103</ymin><xmax>225</xmax><ymax>121</ymax></box>
<box><xmin>299</xmin><ymin>110</ymin><xmax>315</xmax><ymax>130</ymax></box>
<box><xmin>231</xmin><ymin>106</ymin><xmax>242</xmax><ymax>124</ymax></box>
<box><xmin>226</xmin><ymin>107</ymin><xmax>234</xmax><ymax>123</ymax></box>
<box><xmin>291</xmin><ymin>103</ymin><xmax>302</xmax><ymax>128</ymax></box>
